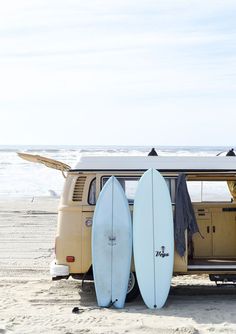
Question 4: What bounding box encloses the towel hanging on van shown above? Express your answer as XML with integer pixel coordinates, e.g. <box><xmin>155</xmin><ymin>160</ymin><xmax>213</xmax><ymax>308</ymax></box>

<box><xmin>174</xmin><ymin>173</ymin><xmax>199</xmax><ymax>257</ymax></box>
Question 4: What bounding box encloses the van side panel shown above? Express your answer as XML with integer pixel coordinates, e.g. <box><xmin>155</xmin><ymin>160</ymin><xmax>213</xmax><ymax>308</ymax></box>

<box><xmin>56</xmin><ymin>207</ymin><xmax>83</xmax><ymax>273</ymax></box>
<box><xmin>55</xmin><ymin>173</ymin><xmax>96</xmax><ymax>274</ymax></box>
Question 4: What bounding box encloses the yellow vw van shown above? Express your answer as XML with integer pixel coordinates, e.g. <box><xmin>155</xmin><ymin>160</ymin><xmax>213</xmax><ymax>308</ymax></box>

<box><xmin>18</xmin><ymin>153</ymin><xmax>236</xmax><ymax>300</ymax></box>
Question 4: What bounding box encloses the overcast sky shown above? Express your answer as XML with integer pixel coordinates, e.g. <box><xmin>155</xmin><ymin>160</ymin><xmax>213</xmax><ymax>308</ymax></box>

<box><xmin>0</xmin><ymin>0</ymin><xmax>236</xmax><ymax>146</ymax></box>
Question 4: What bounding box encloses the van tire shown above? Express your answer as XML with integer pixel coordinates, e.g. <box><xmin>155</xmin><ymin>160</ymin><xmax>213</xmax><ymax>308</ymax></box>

<box><xmin>126</xmin><ymin>272</ymin><xmax>140</xmax><ymax>302</ymax></box>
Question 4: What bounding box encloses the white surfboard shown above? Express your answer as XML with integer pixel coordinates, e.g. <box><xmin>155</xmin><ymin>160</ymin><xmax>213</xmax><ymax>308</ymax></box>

<box><xmin>133</xmin><ymin>168</ymin><xmax>174</xmax><ymax>309</ymax></box>
<box><xmin>92</xmin><ymin>176</ymin><xmax>132</xmax><ymax>309</ymax></box>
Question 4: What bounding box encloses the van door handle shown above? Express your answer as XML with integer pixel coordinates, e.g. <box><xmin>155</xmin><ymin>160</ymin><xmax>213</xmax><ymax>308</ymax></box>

<box><xmin>207</xmin><ymin>226</ymin><xmax>210</xmax><ymax>233</ymax></box>
<box><xmin>213</xmin><ymin>226</ymin><xmax>216</xmax><ymax>233</ymax></box>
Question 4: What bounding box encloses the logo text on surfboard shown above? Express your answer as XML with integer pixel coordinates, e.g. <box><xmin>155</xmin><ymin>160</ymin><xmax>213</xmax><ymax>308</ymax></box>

<box><xmin>108</xmin><ymin>236</ymin><xmax>117</xmax><ymax>246</ymax></box>
<box><xmin>155</xmin><ymin>246</ymin><xmax>169</xmax><ymax>258</ymax></box>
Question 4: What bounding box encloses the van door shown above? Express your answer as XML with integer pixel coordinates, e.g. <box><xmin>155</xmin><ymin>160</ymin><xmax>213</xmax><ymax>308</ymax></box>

<box><xmin>212</xmin><ymin>208</ymin><xmax>236</xmax><ymax>257</ymax></box>
<box><xmin>193</xmin><ymin>208</ymin><xmax>212</xmax><ymax>257</ymax></box>
<box><xmin>81</xmin><ymin>209</ymin><xmax>94</xmax><ymax>273</ymax></box>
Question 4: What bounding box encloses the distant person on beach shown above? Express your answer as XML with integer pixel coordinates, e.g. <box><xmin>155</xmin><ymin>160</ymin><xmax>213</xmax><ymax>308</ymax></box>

<box><xmin>148</xmin><ymin>148</ymin><xmax>158</xmax><ymax>156</ymax></box>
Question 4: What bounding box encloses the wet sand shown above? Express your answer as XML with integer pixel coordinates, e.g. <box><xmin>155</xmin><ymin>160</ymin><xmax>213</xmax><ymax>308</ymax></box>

<box><xmin>0</xmin><ymin>197</ymin><xmax>236</xmax><ymax>334</ymax></box>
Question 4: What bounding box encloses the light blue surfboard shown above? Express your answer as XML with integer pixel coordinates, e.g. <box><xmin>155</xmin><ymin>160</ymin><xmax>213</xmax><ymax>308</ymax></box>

<box><xmin>92</xmin><ymin>176</ymin><xmax>132</xmax><ymax>309</ymax></box>
<box><xmin>133</xmin><ymin>168</ymin><xmax>174</xmax><ymax>309</ymax></box>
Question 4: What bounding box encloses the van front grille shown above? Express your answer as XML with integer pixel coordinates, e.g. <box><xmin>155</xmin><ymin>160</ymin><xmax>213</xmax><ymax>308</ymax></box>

<box><xmin>73</xmin><ymin>176</ymin><xmax>86</xmax><ymax>201</ymax></box>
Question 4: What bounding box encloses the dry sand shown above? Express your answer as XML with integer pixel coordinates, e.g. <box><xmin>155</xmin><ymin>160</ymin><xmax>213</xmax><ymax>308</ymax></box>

<box><xmin>1</xmin><ymin>197</ymin><xmax>236</xmax><ymax>334</ymax></box>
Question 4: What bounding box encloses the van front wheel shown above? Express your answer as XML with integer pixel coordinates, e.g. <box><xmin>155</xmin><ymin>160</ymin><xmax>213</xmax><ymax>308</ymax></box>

<box><xmin>126</xmin><ymin>272</ymin><xmax>140</xmax><ymax>302</ymax></box>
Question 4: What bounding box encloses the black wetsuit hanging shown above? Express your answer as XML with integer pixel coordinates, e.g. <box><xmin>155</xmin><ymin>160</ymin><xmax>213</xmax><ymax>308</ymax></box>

<box><xmin>174</xmin><ymin>173</ymin><xmax>199</xmax><ymax>257</ymax></box>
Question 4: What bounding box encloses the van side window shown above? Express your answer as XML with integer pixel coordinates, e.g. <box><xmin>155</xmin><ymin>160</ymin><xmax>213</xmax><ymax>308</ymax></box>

<box><xmin>102</xmin><ymin>177</ymin><xmax>139</xmax><ymax>203</ymax></box>
<box><xmin>88</xmin><ymin>178</ymin><xmax>96</xmax><ymax>205</ymax></box>
<box><xmin>187</xmin><ymin>181</ymin><xmax>232</xmax><ymax>202</ymax></box>
<box><xmin>102</xmin><ymin>176</ymin><xmax>173</xmax><ymax>204</ymax></box>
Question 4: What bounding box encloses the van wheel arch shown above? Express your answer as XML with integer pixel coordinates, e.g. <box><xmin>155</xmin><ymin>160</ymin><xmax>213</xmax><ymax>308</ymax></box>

<box><xmin>126</xmin><ymin>272</ymin><xmax>140</xmax><ymax>302</ymax></box>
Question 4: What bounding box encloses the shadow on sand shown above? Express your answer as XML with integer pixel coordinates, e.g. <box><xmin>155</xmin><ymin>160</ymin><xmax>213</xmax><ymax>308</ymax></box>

<box><xmin>78</xmin><ymin>280</ymin><xmax>236</xmax><ymax>327</ymax></box>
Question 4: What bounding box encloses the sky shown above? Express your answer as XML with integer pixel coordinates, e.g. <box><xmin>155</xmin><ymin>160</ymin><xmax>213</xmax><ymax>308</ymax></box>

<box><xmin>0</xmin><ymin>0</ymin><xmax>236</xmax><ymax>146</ymax></box>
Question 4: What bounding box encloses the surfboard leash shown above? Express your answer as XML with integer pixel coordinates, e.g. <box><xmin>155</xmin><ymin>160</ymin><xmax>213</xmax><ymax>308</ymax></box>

<box><xmin>108</xmin><ymin>299</ymin><xmax>118</xmax><ymax>308</ymax></box>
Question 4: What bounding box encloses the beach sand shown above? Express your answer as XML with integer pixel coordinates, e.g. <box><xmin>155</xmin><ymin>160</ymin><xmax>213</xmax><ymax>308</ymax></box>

<box><xmin>0</xmin><ymin>198</ymin><xmax>236</xmax><ymax>334</ymax></box>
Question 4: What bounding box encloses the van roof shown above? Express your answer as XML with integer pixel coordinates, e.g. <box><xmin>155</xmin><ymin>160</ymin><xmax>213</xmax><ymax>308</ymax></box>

<box><xmin>72</xmin><ymin>156</ymin><xmax>236</xmax><ymax>172</ymax></box>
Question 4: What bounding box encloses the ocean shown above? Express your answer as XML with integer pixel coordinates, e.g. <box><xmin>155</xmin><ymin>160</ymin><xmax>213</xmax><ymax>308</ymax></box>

<box><xmin>0</xmin><ymin>145</ymin><xmax>233</xmax><ymax>198</ymax></box>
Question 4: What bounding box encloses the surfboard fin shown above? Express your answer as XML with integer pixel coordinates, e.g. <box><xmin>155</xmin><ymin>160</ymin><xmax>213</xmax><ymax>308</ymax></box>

<box><xmin>107</xmin><ymin>299</ymin><xmax>118</xmax><ymax>308</ymax></box>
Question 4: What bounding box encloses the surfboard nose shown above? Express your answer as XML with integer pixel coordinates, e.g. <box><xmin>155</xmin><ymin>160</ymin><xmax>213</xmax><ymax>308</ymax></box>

<box><xmin>146</xmin><ymin>167</ymin><xmax>155</xmax><ymax>173</ymax></box>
